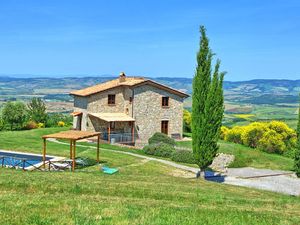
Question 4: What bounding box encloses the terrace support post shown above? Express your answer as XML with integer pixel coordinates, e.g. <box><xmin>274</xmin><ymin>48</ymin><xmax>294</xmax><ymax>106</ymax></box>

<box><xmin>43</xmin><ymin>138</ymin><xmax>46</xmax><ymax>169</ymax></box>
<box><xmin>70</xmin><ymin>140</ymin><xmax>73</xmax><ymax>159</ymax></box>
<box><xmin>72</xmin><ymin>140</ymin><xmax>76</xmax><ymax>172</ymax></box>
<box><xmin>108</xmin><ymin>123</ymin><xmax>111</xmax><ymax>144</ymax></box>
<box><xmin>97</xmin><ymin>135</ymin><xmax>100</xmax><ymax>163</ymax></box>
<box><xmin>131</xmin><ymin>122</ymin><xmax>135</xmax><ymax>144</ymax></box>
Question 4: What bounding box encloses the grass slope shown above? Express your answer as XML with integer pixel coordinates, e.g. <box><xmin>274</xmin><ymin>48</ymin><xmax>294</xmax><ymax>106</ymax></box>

<box><xmin>0</xmin><ymin>128</ymin><xmax>299</xmax><ymax>224</ymax></box>
<box><xmin>177</xmin><ymin>140</ymin><xmax>294</xmax><ymax>171</ymax></box>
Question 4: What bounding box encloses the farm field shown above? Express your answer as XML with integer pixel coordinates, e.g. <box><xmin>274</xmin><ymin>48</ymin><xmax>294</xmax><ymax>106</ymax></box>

<box><xmin>0</xmin><ymin>128</ymin><xmax>299</xmax><ymax>224</ymax></box>
<box><xmin>223</xmin><ymin>102</ymin><xmax>298</xmax><ymax>128</ymax></box>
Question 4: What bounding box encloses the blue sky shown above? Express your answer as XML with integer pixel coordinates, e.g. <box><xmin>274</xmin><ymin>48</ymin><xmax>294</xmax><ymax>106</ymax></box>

<box><xmin>0</xmin><ymin>0</ymin><xmax>299</xmax><ymax>81</ymax></box>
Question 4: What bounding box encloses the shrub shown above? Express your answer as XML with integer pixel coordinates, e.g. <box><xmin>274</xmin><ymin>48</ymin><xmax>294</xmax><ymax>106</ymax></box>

<box><xmin>267</xmin><ymin>121</ymin><xmax>296</xmax><ymax>149</ymax></box>
<box><xmin>225</xmin><ymin>126</ymin><xmax>244</xmax><ymax>144</ymax></box>
<box><xmin>220</xmin><ymin>126</ymin><xmax>229</xmax><ymax>140</ymax></box>
<box><xmin>143</xmin><ymin>143</ymin><xmax>175</xmax><ymax>158</ymax></box>
<box><xmin>183</xmin><ymin>109</ymin><xmax>192</xmax><ymax>132</ymax></box>
<box><xmin>57</xmin><ymin>121</ymin><xmax>65</xmax><ymax>127</ymax></box>
<box><xmin>46</xmin><ymin>113</ymin><xmax>72</xmax><ymax>127</ymax></box>
<box><xmin>225</xmin><ymin>121</ymin><xmax>297</xmax><ymax>155</ymax></box>
<box><xmin>171</xmin><ymin>150</ymin><xmax>195</xmax><ymax>164</ymax></box>
<box><xmin>0</xmin><ymin>117</ymin><xmax>5</xmax><ymax>131</ymax></box>
<box><xmin>148</xmin><ymin>132</ymin><xmax>176</xmax><ymax>146</ymax></box>
<box><xmin>258</xmin><ymin>129</ymin><xmax>286</xmax><ymax>154</ymax></box>
<box><xmin>24</xmin><ymin>121</ymin><xmax>38</xmax><ymax>130</ymax></box>
<box><xmin>241</xmin><ymin>122</ymin><xmax>268</xmax><ymax>148</ymax></box>
<box><xmin>37</xmin><ymin>122</ymin><xmax>45</xmax><ymax>128</ymax></box>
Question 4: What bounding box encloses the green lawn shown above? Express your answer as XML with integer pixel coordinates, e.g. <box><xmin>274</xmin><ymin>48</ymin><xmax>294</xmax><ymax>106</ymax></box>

<box><xmin>177</xmin><ymin>140</ymin><xmax>294</xmax><ymax>171</ymax></box>
<box><xmin>0</xmin><ymin>128</ymin><xmax>299</xmax><ymax>224</ymax></box>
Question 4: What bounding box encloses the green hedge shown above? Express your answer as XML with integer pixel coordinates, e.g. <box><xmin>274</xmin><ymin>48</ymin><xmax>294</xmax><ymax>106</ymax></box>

<box><xmin>171</xmin><ymin>150</ymin><xmax>195</xmax><ymax>164</ymax></box>
<box><xmin>148</xmin><ymin>132</ymin><xmax>176</xmax><ymax>146</ymax></box>
<box><xmin>143</xmin><ymin>143</ymin><xmax>175</xmax><ymax>158</ymax></box>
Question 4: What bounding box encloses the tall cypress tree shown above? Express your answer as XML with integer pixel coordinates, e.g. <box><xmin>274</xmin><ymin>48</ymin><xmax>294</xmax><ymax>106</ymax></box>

<box><xmin>192</xmin><ymin>26</ymin><xmax>225</xmax><ymax>176</ymax></box>
<box><xmin>295</xmin><ymin>94</ymin><xmax>300</xmax><ymax>177</ymax></box>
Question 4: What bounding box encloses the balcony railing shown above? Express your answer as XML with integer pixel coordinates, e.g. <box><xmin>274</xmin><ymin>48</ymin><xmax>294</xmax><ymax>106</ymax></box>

<box><xmin>102</xmin><ymin>132</ymin><xmax>134</xmax><ymax>144</ymax></box>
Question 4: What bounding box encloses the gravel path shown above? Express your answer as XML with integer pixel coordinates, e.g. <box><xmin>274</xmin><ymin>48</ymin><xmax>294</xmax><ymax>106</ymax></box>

<box><xmin>49</xmin><ymin>139</ymin><xmax>300</xmax><ymax>196</ymax></box>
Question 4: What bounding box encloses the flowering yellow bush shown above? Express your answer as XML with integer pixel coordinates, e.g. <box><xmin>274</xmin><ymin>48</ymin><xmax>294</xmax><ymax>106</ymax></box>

<box><xmin>258</xmin><ymin>129</ymin><xmax>286</xmax><ymax>154</ymax></box>
<box><xmin>57</xmin><ymin>121</ymin><xmax>65</xmax><ymax>127</ymax></box>
<box><xmin>183</xmin><ymin>109</ymin><xmax>191</xmax><ymax>132</ymax></box>
<box><xmin>37</xmin><ymin>122</ymin><xmax>45</xmax><ymax>128</ymax></box>
<box><xmin>241</xmin><ymin>122</ymin><xmax>268</xmax><ymax>148</ymax></box>
<box><xmin>224</xmin><ymin>121</ymin><xmax>296</xmax><ymax>155</ymax></box>
<box><xmin>220</xmin><ymin>126</ymin><xmax>229</xmax><ymax>140</ymax></box>
<box><xmin>225</xmin><ymin>126</ymin><xmax>244</xmax><ymax>144</ymax></box>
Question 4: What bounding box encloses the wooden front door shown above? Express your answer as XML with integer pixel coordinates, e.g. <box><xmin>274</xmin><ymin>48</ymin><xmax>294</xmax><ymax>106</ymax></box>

<box><xmin>161</xmin><ymin>120</ymin><xmax>169</xmax><ymax>135</ymax></box>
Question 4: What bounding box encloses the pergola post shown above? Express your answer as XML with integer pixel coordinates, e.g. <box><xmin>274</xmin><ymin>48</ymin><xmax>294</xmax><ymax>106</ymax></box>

<box><xmin>97</xmin><ymin>135</ymin><xmax>100</xmax><ymax>162</ymax></box>
<box><xmin>43</xmin><ymin>138</ymin><xmax>46</xmax><ymax>168</ymax></box>
<box><xmin>72</xmin><ymin>140</ymin><xmax>76</xmax><ymax>172</ymax></box>
<box><xmin>70</xmin><ymin>140</ymin><xmax>73</xmax><ymax>159</ymax></box>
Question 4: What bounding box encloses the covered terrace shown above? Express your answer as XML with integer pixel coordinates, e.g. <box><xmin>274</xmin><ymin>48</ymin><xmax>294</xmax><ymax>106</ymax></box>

<box><xmin>89</xmin><ymin>113</ymin><xmax>135</xmax><ymax>144</ymax></box>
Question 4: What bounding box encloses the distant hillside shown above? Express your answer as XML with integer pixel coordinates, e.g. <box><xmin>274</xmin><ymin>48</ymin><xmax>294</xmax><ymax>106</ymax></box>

<box><xmin>0</xmin><ymin>76</ymin><xmax>300</xmax><ymax>105</ymax></box>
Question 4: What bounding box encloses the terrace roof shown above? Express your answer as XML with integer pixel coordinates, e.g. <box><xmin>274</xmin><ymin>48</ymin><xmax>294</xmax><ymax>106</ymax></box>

<box><xmin>89</xmin><ymin>113</ymin><xmax>135</xmax><ymax>122</ymax></box>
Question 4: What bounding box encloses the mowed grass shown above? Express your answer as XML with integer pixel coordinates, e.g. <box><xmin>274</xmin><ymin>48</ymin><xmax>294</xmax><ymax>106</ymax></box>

<box><xmin>0</xmin><ymin>128</ymin><xmax>299</xmax><ymax>224</ymax></box>
<box><xmin>177</xmin><ymin>140</ymin><xmax>294</xmax><ymax>171</ymax></box>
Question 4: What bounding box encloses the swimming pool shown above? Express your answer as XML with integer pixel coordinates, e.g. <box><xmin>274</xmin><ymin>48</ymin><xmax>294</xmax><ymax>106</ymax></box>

<box><xmin>0</xmin><ymin>150</ymin><xmax>54</xmax><ymax>170</ymax></box>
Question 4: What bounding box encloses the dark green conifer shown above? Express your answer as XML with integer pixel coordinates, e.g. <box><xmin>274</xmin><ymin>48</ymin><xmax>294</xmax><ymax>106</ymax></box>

<box><xmin>192</xmin><ymin>26</ymin><xmax>225</xmax><ymax>176</ymax></box>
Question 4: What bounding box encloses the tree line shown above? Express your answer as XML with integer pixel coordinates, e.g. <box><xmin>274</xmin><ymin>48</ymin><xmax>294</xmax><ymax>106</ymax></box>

<box><xmin>0</xmin><ymin>98</ymin><xmax>72</xmax><ymax>131</ymax></box>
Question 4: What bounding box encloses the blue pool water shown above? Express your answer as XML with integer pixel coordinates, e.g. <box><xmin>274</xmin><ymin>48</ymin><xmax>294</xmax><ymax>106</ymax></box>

<box><xmin>0</xmin><ymin>151</ymin><xmax>52</xmax><ymax>169</ymax></box>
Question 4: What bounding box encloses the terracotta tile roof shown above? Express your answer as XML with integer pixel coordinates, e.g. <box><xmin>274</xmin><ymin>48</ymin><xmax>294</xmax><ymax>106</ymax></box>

<box><xmin>70</xmin><ymin>77</ymin><xmax>145</xmax><ymax>97</ymax></box>
<box><xmin>70</xmin><ymin>76</ymin><xmax>189</xmax><ymax>98</ymax></box>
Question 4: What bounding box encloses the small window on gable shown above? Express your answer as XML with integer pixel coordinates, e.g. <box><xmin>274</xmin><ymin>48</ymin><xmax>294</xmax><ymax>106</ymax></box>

<box><xmin>108</xmin><ymin>94</ymin><xmax>116</xmax><ymax>105</ymax></box>
<box><xmin>162</xmin><ymin>96</ymin><xmax>169</xmax><ymax>107</ymax></box>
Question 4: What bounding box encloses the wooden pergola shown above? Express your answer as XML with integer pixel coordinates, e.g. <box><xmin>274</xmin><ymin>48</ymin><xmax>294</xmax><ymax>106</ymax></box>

<box><xmin>42</xmin><ymin>130</ymin><xmax>101</xmax><ymax>171</ymax></box>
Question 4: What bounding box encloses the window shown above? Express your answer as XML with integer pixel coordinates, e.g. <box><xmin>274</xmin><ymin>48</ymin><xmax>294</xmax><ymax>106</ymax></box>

<box><xmin>161</xmin><ymin>120</ymin><xmax>169</xmax><ymax>135</ymax></box>
<box><xmin>129</xmin><ymin>97</ymin><xmax>133</xmax><ymax>104</ymax></box>
<box><xmin>108</xmin><ymin>94</ymin><xmax>116</xmax><ymax>105</ymax></box>
<box><xmin>162</xmin><ymin>97</ymin><xmax>169</xmax><ymax>107</ymax></box>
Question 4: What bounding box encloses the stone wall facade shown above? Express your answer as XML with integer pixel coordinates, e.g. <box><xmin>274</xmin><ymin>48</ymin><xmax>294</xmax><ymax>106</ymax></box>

<box><xmin>132</xmin><ymin>84</ymin><xmax>184</xmax><ymax>144</ymax></box>
<box><xmin>73</xmin><ymin>96</ymin><xmax>88</xmax><ymax>130</ymax></box>
<box><xmin>72</xmin><ymin>83</ymin><xmax>185</xmax><ymax>144</ymax></box>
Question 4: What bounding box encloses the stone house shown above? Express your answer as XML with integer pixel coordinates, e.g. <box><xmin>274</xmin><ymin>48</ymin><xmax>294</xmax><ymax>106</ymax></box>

<box><xmin>70</xmin><ymin>73</ymin><xmax>189</xmax><ymax>145</ymax></box>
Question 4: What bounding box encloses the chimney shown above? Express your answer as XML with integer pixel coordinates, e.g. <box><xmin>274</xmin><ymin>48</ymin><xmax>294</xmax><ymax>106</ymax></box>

<box><xmin>119</xmin><ymin>72</ymin><xmax>126</xmax><ymax>82</ymax></box>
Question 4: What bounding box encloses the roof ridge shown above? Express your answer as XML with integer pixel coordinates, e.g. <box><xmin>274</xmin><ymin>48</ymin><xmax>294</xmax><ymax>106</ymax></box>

<box><xmin>70</xmin><ymin>76</ymin><xmax>188</xmax><ymax>98</ymax></box>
